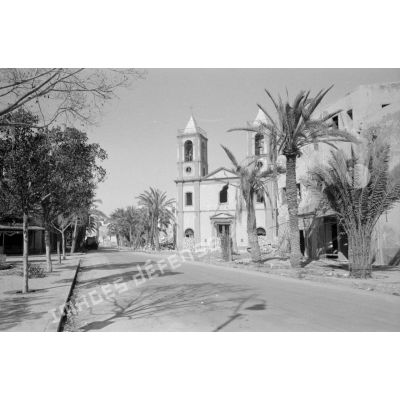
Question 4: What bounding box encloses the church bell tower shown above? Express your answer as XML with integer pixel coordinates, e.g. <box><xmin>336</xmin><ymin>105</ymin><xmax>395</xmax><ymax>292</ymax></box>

<box><xmin>177</xmin><ymin>114</ymin><xmax>208</xmax><ymax>180</ymax></box>
<box><xmin>175</xmin><ymin>114</ymin><xmax>208</xmax><ymax>250</ymax></box>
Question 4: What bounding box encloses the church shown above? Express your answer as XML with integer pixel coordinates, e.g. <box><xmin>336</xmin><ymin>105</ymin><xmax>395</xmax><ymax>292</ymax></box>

<box><xmin>175</xmin><ymin>111</ymin><xmax>274</xmax><ymax>252</ymax></box>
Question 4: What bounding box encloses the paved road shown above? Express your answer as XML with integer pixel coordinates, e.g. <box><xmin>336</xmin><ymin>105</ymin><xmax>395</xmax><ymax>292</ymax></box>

<box><xmin>66</xmin><ymin>249</ymin><xmax>400</xmax><ymax>331</ymax></box>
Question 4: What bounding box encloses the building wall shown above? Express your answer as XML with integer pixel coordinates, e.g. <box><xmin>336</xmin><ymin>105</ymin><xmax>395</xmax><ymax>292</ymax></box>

<box><xmin>298</xmin><ymin>82</ymin><xmax>400</xmax><ymax>262</ymax></box>
<box><xmin>323</xmin><ymin>82</ymin><xmax>400</xmax><ymax>134</ymax></box>
<box><xmin>363</xmin><ymin>104</ymin><xmax>400</xmax><ymax>264</ymax></box>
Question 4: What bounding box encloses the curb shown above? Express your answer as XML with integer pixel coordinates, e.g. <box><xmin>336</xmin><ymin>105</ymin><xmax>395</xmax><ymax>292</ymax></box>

<box><xmin>57</xmin><ymin>258</ymin><xmax>81</xmax><ymax>332</ymax></box>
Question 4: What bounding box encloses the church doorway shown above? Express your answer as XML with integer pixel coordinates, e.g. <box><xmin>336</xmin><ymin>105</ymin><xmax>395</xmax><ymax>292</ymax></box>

<box><xmin>217</xmin><ymin>224</ymin><xmax>230</xmax><ymax>237</ymax></box>
<box><xmin>216</xmin><ymin>224</ymin><xmax>230</xmax><ymax>237</ymax></box>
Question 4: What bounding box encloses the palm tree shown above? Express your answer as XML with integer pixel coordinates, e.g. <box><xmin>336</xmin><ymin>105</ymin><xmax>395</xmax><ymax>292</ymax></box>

<box><xmin>222</xmin><ymin>146</ymin><xmax>281</xmax><ymax>262</ymax></box>
<box><xmin>125</xmin><ymin>206</ymin><xmax>138</xmax><ymax>247</ymax></box>
<box><xmin>109</xmin><ymin>207</ymin><xmax>130</xmax><ymax>247</ymax></box>
<box><xmin>87</xmin><ymin>200</ymin><xmax>107</xmax><ymax>240</ymax></box>
<box><xmin>137</xmin><ymin>188</ymin><xmax>175</xmax><ymax>250</ymax></box>
<box><xmin>70</xmin><ymin>199</ymin><xmax>107</xmax><ymax>254</ymax></box>
<box><xmin>306</xmin><ymin>138</ymin><xmax>400</xmax><ymax>278</ymax></box>
<box><xmin>108</xmin><ymin>206</ymin><xmax>144</xmax><ymax>247</ymax></box>
<box><xmin>230</xmin><ymin>87</ymin><xmax>356</xmax><ymax>267</ymax></box>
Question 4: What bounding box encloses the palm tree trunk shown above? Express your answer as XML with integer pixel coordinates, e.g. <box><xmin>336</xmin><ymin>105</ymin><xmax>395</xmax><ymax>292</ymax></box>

<box><xmin>349</xmin><ymin>230</ymin><xmax>372</xmax><ymax>278</ymax></box>
<box><xmin>151</xmin><ymin>217</ymin><xmax>157</xmax><ymax>250</ymax></box>
<box><xmin>273</xmin><ymin>176</ymin><xmax>279</xmax><ymax>238</ymax></box>
<box><xmin>70</xmin><ymin>216</ymin><xmax>78</xmax><ymax>255</ymax></box>
<box><xmin>247</xmin><ymin>198</ymin><xmax>261</xmax><ymax>262</ymax></box>
<box><xmin>22</xmin><ymin>212</ymin><xmax>29</xmax><ymax>294</ymax></box>
<box><xmin>148</xmin><ymin>225</ymin><xmax>152</xmax><ymax>249</ymax></box>
<box><xmin>146</xmin><ymin>228</ymin><xmax>151</xmax><ymax>249</ymax></box>
<box><xmin>231</xmin><ymin>219</ymin><xmax>238</xmax><ymax>254</ymax></box>
<box><xmin>272</xmin><ymin>138</ymin><xmax>280</xmax><ymax>238</ymax></box>
<box><xmin>154</xmin><ymin>221</ymin><xmax>160</xmax><ymax>251</ymax></box>
<box><xmin>44</xmin><ymin>226</ymin><xmax>52</xmax><ymax>272</ymax></box>
<box><xmin>173</xmin><ymin>223</ymin><xmax>177</xmax><ymax>250</ymax></box>
<box><xmin>286</xmin><ymin>154</ymin><xmax>302</xmax><ymax>268</ymax></box>
<box><xmin>61</xmin><ymin>230</ymin><xmax>66</xmax><ymax>260</ymax></box>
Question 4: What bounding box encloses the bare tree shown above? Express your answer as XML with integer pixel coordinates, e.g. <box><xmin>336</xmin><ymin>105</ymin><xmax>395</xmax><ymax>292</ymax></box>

<box><xmin>0</xmin><ymin>68</ymin><xmax>144</xmax><ymax>127</ymax></box>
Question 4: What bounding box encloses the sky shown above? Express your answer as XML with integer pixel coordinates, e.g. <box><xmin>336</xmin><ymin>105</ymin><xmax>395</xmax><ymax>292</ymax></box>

<box><xmin>87</xmin><ymin>69</ymin><xmax>400</xmax><ymax>215</ymax></box>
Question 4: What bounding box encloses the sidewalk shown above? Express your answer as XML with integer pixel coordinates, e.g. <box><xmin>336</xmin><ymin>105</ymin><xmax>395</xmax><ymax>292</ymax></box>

<box><xmin>228</xmin><ymin>257</ymin><xmax>400</xmax><ymax>297</ymax></box>
<box><xmin>0</xmin><ymin>254</ymin><xmax>82</xmax><ymax>331</ymax></box>
<box><xmin>127</xmin><ymin>249</ymin><xmax>400</xmax><ymax>297</ymax></box>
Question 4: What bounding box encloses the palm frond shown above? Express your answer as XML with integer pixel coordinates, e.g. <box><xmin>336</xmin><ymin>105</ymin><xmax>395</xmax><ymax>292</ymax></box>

<box><xmin>255</xmin><ymin>103</ymin><xmax>279</xmax><ymax>131</ymax></box>
<box><xmin>221</xmin><ymin>145</ymin><xmax>240</xmax><ymax>170</ymax></box>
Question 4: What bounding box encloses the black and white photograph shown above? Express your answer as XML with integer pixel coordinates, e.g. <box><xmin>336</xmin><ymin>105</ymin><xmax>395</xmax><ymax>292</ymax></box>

<box><xmin>1</xmin><ymin>67</ymin><xmax>400</xmax><ymax>332</ymax></box>
<box><xmin>1</xmin><ymin>1</ymin><xmax>399</xmax><ymax>400</ymax></box>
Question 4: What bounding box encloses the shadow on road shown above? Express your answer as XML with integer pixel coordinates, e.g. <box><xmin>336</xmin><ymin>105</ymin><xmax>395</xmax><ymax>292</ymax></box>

<box><xmin>72</xmin><ymin>281</ymin><xmax>266</xmax><ymax>332</ymax></box>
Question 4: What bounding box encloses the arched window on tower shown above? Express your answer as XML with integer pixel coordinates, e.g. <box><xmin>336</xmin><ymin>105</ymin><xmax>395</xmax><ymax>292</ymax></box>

<box><xmin>184</xmin><ymin>140</ymin><xmax>193</xmax><ymax>162</ymax></box>
<box><xmin>255</xmin><ymin>133</ymin><xmax>265</xmax><ymax>156</ymax></box>
<box><xmin>219</xmin><ymin>184</ymin><xmax>228</xmax><ymax>203</ymax></box>
<box><xmin>184</xmin><ymin>228</ymin><xmax>194</xmax><ymax>238</ymax></box>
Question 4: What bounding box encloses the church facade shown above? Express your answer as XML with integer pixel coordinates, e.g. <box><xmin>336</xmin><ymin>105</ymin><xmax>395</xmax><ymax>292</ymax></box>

<box><xmin>175</xmin><ymin>113</ymin><xmax>274</xmax><ymax>252</ymax></box>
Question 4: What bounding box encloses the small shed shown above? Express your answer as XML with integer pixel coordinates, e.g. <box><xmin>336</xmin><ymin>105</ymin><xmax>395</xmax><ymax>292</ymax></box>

<box><xmin>0</xmin><ymin>224</ymin><xmax>46</xmax><ymax>255</ymax></box>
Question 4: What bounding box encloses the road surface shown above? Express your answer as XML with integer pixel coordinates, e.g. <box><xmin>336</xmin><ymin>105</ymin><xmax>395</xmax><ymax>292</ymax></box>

<box><xmin>65</xmin><ymin>249</ymin><xmax>400</xmax><ymax>331</ymax></box>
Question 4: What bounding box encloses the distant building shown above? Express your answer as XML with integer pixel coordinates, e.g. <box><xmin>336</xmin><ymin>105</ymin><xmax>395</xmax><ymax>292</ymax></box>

<box><xmin>0</xmin><ymin>222</ymin><xmax>56</xmax><ymax>255</ymax></box>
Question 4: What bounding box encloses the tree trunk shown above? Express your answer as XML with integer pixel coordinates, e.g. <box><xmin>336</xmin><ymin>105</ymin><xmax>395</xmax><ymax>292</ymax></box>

<box><xmin>22</xmin><ymin>212</ymin><xmax>29</xmax><ymax>294</ymax></box>
<box><xmin>147</xmin><ymin>229</ymin><xmax>151</xmax><ymax>249</ymax></box>
<box><xmin>348</xmin><ymin>230</ymin><xmax>372</xmax><ymax>278</ymax></box>
<box><xmin>129</xmin><ymin>226</ymin><xmax>133</xmax><ymax>248</ymax></box>
<box><xmin>61</xmin><ymin>230</ymin><xmax>66</xmax><ymax>260</ymax></box>
<box><xmin>173</xmin><ymin>223</ymin><xmax>177</xmax><ymax>250</ymax></box>
<box><xmin>57</xmin><ymin>235</ymin><xmax>61</xmax><ymax>264</ymax></box>
<box><xmin>273</xmin><ymin>176</ymin><xmax>279</xmax><ymax>239</ymax></box>
<box><xmin>270</xmin><ymin>135</ymin><xmax>279</xmax><ymax>239</ymax></box>
<box><xmin>154</xmin><ymin>224</ymin><xmax>160</xmax><ymax>251</ymax></box>
<box><xmin>221</xmin><ymin>232</ymin><xmax>232</xmax><ymax>261</ymax></box>
<box><xmin>247</xmin><ymin>196</ymin><xmax>261</xmax><ymax>262</ymax></box>
<box><xmin>44</xmin><ymin>226</ymin><xmax>52</xmax><ymax>273</ymax></box>
<box><xmin>231</xmin><ymin>219</ymin><xmax>238</xmax><ymax>254</ymax></box>
<box><xmin>148</xmin><ymin>226</ymin><xmax>152</xmax><ymax>249</ymax></box>
<box><xmin>70</xmin><ymin>216</ymin><xmax>78</xmax><ymax>255</ymax></box>
<box><xmin>286</xmin><ymin>155</ymin><xmax>302</xmax><ymax>268</ymax></box>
